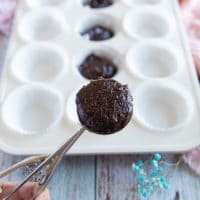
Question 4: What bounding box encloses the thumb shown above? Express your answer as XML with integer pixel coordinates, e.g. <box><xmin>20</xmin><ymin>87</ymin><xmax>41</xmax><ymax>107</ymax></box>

<box><xmin>35</xmin><ymin>188</ymin><xmax>50</xmax><ymax>200</ymax></box>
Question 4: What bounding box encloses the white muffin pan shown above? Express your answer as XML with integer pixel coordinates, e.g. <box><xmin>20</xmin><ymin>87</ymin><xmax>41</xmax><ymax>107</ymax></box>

<box><xmin>133</xmin><ymin>81</ymin><xmax>193</xmax><ymax>132</ymax></box>
<box><xmin>2</xmin><ymin>84</ymin><xmax>64</xmax><ymax>135</ymax></box>
<box><xmin>11</xmin><ymin>42</ymin><xmax>68</xmax><ymax>83</ymax></box>
<box><xmin>123</xmin><ymin>8</ymin><xmax>174</xmax><ymax>39</ymax></box>
<box><xmin>18</xmin><ymin>8</ymin><xmax>68</xmax><ymax>42</ymax></box>
<box><xmin>126</xmin><ymin>41</ymin><xmax>182</xmax><ymax>79</ymax></box>
<box><xmin>0</xmin><ymin>0</ymin><xmax>200</xmax><ymax>155</ymax></box>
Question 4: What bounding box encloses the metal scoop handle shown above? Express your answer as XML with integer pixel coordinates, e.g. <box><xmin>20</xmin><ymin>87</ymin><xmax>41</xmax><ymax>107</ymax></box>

<box><xmin>1</xmin><ymin>127</ymin><xmax>86</xmax><ymax>200</ymax></box>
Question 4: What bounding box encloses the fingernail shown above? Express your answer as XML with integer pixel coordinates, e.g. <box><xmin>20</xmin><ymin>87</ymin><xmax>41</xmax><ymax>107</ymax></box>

<box><xmin>0</xmin><ymin>186</ymin><xmax>2</xmax><ymax>194</ymax></box>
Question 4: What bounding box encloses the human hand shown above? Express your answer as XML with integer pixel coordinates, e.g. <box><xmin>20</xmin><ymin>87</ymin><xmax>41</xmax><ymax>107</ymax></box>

<box><xmin>0</xmin><ymin>182</ymin><xmax>50</xmax><ymax>200</ymax></box>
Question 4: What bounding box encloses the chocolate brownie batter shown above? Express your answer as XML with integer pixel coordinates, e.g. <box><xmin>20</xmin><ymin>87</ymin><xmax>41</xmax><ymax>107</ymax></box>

<box><xmin>76</xmin><ymin>79</ymin><xmax>133</xmax><ymax>134</ymax></box>
<box><xmin>79</xmin><ymin>54</ymin><xmax>118</xmax><ymax>80</ymax></box>
<box><xmin>81</xmin><ymin>25</ymin><xmax>114</xmax><ymax>41</ymax></box>
<box><xmin>85</xmin><ymin>0</ymin><xmax>113</xmax><ymax>8</ymax></box>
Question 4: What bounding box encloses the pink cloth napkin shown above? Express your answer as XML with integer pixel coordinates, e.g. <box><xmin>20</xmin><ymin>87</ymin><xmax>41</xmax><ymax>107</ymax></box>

<box><xmin>1</xmin><ymin>0</ymin><xmax>200</xmax><ymax>174</ymax></box>
<box><xmin>179</xmin><ymin>0</ymin><xmax>200</xmax><ymax>78</ymax></box>
<box><xmin>179</xmin><ymin>0</ymin><xmax>200</xmax><ymax>174</ymax></box>
<box><xmin>0</xmin><ymin>0</ymin><xmax>17</xmax><ymax>35</ymax></box>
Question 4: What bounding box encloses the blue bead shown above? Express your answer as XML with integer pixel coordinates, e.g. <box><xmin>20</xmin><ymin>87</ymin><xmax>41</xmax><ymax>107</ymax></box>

<box><xmin>151</xmin><ymin>171</ymin><xmax>158</xmax><ymax>177</ymax></box>
<box><xmin>132</xmin><ymin>163</ymin><xmax>140</xmax><ymax>172</ymax></box>
<box><xmin>139</xmin><ymin>186</ymin><xmax>144</xmax><ymax>193</ymax></box>
<box><xmin>157</xmin><ymin>166</ymin><xmax>163</xmax><ymax>173</ymax></box>
<box><xmin>151</xmin><ymin>180</ymin><xmax>156</xmax><ymax>185</ymax></box>
<box><xmin>139</xmin><ymin>168</ymin><xmax>145</xmax><ymax>174</ymax></box>
<box><xmin>154</xmin><ymin>153</ymin><xmax>161</xmax><ymax>161</ymax></box>
<box><xmin>160</xmin><ymin>176</ymin><xmax>166</xmax><ymax>183</ymax></box>
<box><xmin>150</xmin><ymin>160</ymin><xmax>158</xmax><ymax>168</ymax></box>
<box><xmin>139</xmin><ymin>175</ymin><xmax>146</xmax><ymax>183</ymax></box>
<box><xmin>163</xmin><ymin>183</ymin><xmax>170</xmax><ymax>190</ymax></box>
<box><xmin>147</xmin><ymin>185</ymin><xmax>153</xmax><ymax>191</ymax></box>
<box><xmin>142</xmin><ymin>191</ymin><xmax>149</xmax><ymax>198</ymax></box>
<box><xmin>136</xmin><ymin>160</ymin><xmax>144</xmax><ymax>167</ymax></box>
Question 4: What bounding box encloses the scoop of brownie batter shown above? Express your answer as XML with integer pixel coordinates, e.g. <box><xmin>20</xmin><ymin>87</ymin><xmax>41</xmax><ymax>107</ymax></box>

<box><xmin>79</xmin><ymin>54</ymin><xmax>118</xmax><ymax>80</ymax></box>
<box><xmin>81</xmin><ymin>25</ymin><xmax>114</xmax><ymax>41</ymax></box>
<box><xmin>86</xmin><ymin>0</ymin><xmax>113</xmax><ymax>8</ymax></box>
<box><xmin>76</xmin><ymin>79</ymin><xmax>133</xmax><ymax>134</ymax></box>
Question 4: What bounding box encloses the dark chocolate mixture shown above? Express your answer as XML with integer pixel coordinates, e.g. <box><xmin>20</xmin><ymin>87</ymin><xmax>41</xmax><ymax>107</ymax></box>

<box><xmin>76</xmin><ymin>79</ymin><xmax>133</xmax><ymax>134</ymax></box>
<box><xmin>79</xmin><ymin>54</ymin><xmax>118</xmax><ymax>80</ymax></box>
<box><xmin>85</xmin><ymin>0</ymin><xmax>113</xmax><ymax>8</ymax></box>
<box><xmin>81</xmin><ymin>25</ymin><xmax>114</xmax><ymax>41</ymax></box>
